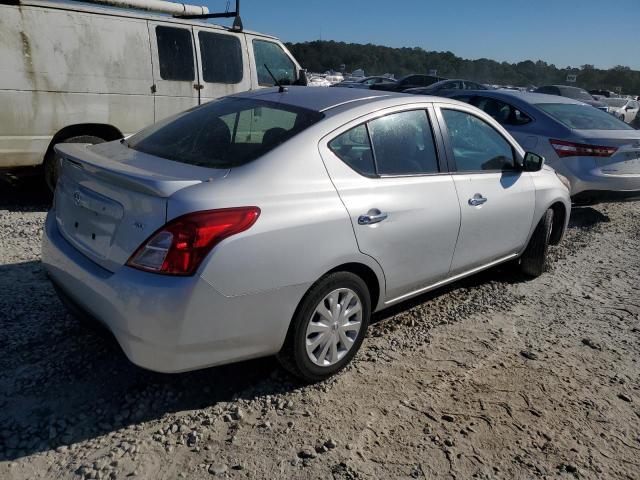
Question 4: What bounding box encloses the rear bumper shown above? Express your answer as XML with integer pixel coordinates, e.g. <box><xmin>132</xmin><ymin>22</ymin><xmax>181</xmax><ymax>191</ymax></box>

<box><xmin>41</xmin><ymin>211</ymin><xmax>307</xmax><ymax>373</ymax></box>
<box><xmin>571</xmin><ymin>189</ymin><xmax>640</xmax><ymax>205</ymax></box>
<box><xmin>550</xmin><ymin>157</ymin><xmax>640</xmax><ymax>197</ymax></box>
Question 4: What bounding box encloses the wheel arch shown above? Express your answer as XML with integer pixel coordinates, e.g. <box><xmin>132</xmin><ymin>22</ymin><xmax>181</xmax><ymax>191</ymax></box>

<box><xmin>45</xmin><ymin>123</ymin><xmax>124</xmax><ymax>159</ymax></box>
<box><xmin>324</xmin><ymin>262</ymin><xmax>382</xmax><ymax>312</ymax></box>
<box><xmin>548</xmin><ymin>201</ymin><xmax>568</xmax><ymax>245</ymax></box>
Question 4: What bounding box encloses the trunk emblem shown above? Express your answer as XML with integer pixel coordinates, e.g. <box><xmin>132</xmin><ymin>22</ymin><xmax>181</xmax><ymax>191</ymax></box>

<box><xmin>73</xmin><ymin>191</ymin><xmax>81</xmax><ymax>206</ymax></box>
<box><xmin>134</xmin><ymin>221</ymin><xmax>145</xmax><ymax>230</ymax></box>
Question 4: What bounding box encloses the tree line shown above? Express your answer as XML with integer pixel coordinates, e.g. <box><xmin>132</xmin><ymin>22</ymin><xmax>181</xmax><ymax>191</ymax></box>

<box><xmin>286</xmin><ymin>40</ymin><xmax>640</xmax><ymax>94</ymax></box>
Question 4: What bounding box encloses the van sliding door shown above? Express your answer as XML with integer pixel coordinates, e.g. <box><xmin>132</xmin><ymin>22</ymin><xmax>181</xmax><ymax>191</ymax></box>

<box><xmin>192</xmin><ymin>27</ymin><xmax>251</xmax><ymax>103</ymax></box>
<box><xmin>147</xmin><ymin>22</ymin><xmax>199</xmax><ymax>121</ymax></box>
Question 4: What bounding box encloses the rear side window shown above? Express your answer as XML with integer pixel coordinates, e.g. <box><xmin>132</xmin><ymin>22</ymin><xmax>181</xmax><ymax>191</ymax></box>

<box><xmin>368</xmin><ymin>110</ymin><xmax>439</xmax><ymax>175</ymax></box>
<box><xmin>156</xmin><ymin>26</ymin><xmax>195</xmax><ymax>81</ymax></box>
<box><xmin>128</xmin><ymin>98</ymin><xmax>324</xmax><ymax>168</ymax></box>
<box><xmin>441</xmin><ymin>109</ymin><xmax>515</xmax><ymax>171</ymax></box>
<box><xmin>329</xmin><ymin>125</ymin><xmax>375</xmax><ymax>176</ymax></box>
<box><xmin>198</xmin><ymin>32</ymin><xmax>243</xmax><ymax>84</ymax></box>
<box><xmin>536</xmin><ymin>103</ymin><xmax>633</xmax><ymax>130</ymax></box>
<box><xmin>471</xmin><ymin>97</ymin><xmax>532</xmax><ymax>126</ymax></box>
<box><xmin>329</xmin><ymin>110</ymin><xmax>439</xmax><ymax>176</ymax></box>
<box><xmin>253</xmin><ymin>40</ymin><xmax>296</xmax><ymax>86</ymax></box>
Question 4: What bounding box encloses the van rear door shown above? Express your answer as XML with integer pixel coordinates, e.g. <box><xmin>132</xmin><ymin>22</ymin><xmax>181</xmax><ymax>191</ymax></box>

<box><xmin>192</xmin><ymin>27</ymin><xmax>251</xmax><ymax>103</ymax></box>
<box><xmin>147</xmin><ymin>21</ymin><xmax>200</xmax><ymax>121</ymax></box>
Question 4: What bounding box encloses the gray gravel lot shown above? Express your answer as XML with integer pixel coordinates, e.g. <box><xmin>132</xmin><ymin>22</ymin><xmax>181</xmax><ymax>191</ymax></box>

<box><xmin>0</xmin><ymin>178</ymin><xmax>639</xmax><ymax>479</ymax></box>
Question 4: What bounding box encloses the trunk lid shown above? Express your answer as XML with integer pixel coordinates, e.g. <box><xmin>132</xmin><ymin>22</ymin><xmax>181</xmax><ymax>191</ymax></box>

<box><xmin>574</xmin><ymin>130</ymin><xmax>640</xmax><ymax>173</ymax></box>
<box><xmin>54</xmin><ymin>141</ymin><xmax>229</xmax><ymax>272</ymax></box>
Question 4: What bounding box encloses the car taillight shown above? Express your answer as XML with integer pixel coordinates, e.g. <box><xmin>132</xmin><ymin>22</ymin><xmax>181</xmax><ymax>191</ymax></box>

<box><xmin>550</xmin><ymin>139</ymin><xmax>617</xmax><ymax>158</ymax></box>
<box><xmin>127</xmin><ymin>207</ymin><xmax>260</xmax><ymax>276</ymax></box>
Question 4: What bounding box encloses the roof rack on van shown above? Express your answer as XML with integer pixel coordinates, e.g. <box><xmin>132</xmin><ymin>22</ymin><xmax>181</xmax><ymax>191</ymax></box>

<box><xmin>175</xmin><ymin>0</ymin><xmax>242</xmax><ymax>31</ymax></box>
<box><xmin>68</xmin><ymin>0</ymin><xmax>210</xmax><ymax>17</ymax></box>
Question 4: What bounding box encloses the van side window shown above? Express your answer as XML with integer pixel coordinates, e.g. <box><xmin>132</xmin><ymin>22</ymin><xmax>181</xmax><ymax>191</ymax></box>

<box><xmin>253</xmin><ymin>40</ymin><xmax>296</xmax><ymax>86</ymax></box>
<box><xmin>156</xmin><ymin>26</ymin><xmax>195</xmax><ymax>81</ymax></box>
<box><xmin>198</xmin><ymin>32</ymin><xmax>243</xmax><ymax>84</ymax></box>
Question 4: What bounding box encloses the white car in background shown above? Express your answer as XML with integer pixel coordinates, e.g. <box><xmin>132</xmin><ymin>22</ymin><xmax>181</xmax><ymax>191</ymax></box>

<box><xmin>604</xmin><ymin>98</ymin><xmax>640</xmax><ymax>123</ymax></box>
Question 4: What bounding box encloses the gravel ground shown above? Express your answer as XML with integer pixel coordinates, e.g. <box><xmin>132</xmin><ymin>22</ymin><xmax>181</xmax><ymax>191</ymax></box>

<box><xmin>1</xmin><ymin>178</ymin><xmax>639</xmax><ymax>480</ymax></box>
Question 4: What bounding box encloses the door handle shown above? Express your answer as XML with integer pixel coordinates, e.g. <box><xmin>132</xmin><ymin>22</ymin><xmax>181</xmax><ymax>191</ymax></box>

<box><xmin>193</xmin><ymin>83</ymin><xmax>204</xmax><ymax>90</ymax></box>
<box><xmin>468</xmin><ymin>194</ymin><xmax>487</xmax><ymax>206</ymax></box>
<box><xmin>358</xmin><ymin>210</ymin><xmax>388</xmax><ymax>225</ymax></box>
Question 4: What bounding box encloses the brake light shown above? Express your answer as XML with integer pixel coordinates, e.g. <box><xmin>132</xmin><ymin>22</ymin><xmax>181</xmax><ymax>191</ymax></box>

<box><xmin>550</xmin><ymin>139</ymin><xmax>617</xmax><ymax>158</ymax></box>
<box><xmin>127</xmin><ymin>207</ymin><xmax>260</xmax><ymax>276</ymax></box>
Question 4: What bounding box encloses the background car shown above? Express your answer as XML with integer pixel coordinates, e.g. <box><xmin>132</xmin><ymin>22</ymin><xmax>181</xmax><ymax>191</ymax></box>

<box><xmin>603</xmin><ymin>97</ymin><xmax>640</xmax><ymax>123</ymax></box>
<box><xmin>369</xmin><ymin>74</ymin><xmax>444</xmax><ymax>92</ymax></box>
<box><xmin>535</xmin><ymin>85</ymin><xmax>608</xmax><ymax>111</ymax></box>
<box><xmin>332</xmin><ymin>76</ymin><xmax>397</xmax><ymax>89</ymax></box>
<box><xmin>404</xmin><ymin>79</ymin><xmax>488</xmax><ymax>96</ymax></box>
<box><xmin>42</xmin><ymin>87</ymin><xmax>569</xmax><ymax>382</ymax></box>
<box><xmin>443</xmin><ymin>89</ymin><xmax>640</xmax><ymax>204</ymax></box>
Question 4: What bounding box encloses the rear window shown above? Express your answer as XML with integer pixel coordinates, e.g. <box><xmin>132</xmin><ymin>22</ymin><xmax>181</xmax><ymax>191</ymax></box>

<box><xmin>561</xmin><ymin>88</ymin><xmax>594</xmax><ymax>102</ymax></box>
<box><xmin>536</xmin><ymin>103</ymin><xmax>633</xmax><ymax>130</ymax></box>
<box><xmin>127</xmin><ymin>98</ymin><xmax>324</xmax><ymax>168</ymax></box>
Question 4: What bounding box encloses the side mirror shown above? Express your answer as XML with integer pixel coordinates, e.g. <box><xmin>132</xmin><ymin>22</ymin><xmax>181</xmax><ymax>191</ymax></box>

<box><xmin>625</xmin><ymin>105</ymin><xmax>634</xmax><ymax>111</ymax></box>
<box><xmin>523</xmin><ymin>152</ymin><xmax>545</xmax><ymax>172</ymax></box>
<box><xmin>296</xmin><ymin>69</ymin><xmax>308</xmax><ymax>87</ymax></box>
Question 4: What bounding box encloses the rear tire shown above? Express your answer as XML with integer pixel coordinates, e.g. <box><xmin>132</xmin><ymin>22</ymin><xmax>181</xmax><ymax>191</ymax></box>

<box><xmin>277</xmin><ymin>272</ymin><xmax>371</xmax><ymax>383</ymax></box>
<box><xmin>44</xmin><ymin>135</ymin><xmax>105</xmax><ymax>192</ymax></box>
<box><xmin>520</xmin><ymin>208</ymin><xmax>554</xmax><ymax>277</ymax></box>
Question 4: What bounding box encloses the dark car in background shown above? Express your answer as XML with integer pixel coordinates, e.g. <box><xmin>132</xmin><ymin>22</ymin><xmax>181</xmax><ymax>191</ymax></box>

<box><xmin>534</xmin><ymin>85</ymin><xmax>607</xmax><ymax>111</ymax></box>
<box><xmin>332</xmin><ymin>76</ymin><xmax>397</xmax><ymax>89</ymax></box>
<box><xmin>405</xmin><ymin>79</ymin><xmax>488</xmax><ymax>97</ymax></box>
<box><xmin>370</xmin><ymin>74</ymin><xmax>444</xmax><ymax>92</ymax></box>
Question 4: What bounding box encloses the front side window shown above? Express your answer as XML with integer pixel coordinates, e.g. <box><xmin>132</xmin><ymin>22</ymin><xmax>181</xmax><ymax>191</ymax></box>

<box><xmin>329</xmin><ymin>124</ymin><xmax>375</xmax><ymax>176</ymax></box>
<box><xmin>537</xmin><ymin>103</ymin><xmax>633</xmax><ymax>130</ymax></box>
<box><xmin>253</xmin><ymin>40</ymin><xmax>295</xmax><ymax>86</ymax></box>
<box><xmin>368</xmin><ymin>110</ymin><xmax>439</xmax><ymax>175</ymax></box>
<box><xmin>441</xmin><ymin>109</ymin><xmax>515</xmax><ymax>172</ymax></box>
<box><xmin>198</xmin><ymin>32</ymin><xmax>243</xmax><ymax>84</ymax></box>
<box><xmin>471</xmin><ymin>97</ymin><xmax>532</xmax><ymax>126</ymax></box>
<box><xmin>156</xmin><ymin>26</ymin><xmax>195</xmax><ymax>81</ymax></box>
<box><xmin>128</xmin><ymin>98</ymin><xmax>323</xmax><ymax>168</ymax></box>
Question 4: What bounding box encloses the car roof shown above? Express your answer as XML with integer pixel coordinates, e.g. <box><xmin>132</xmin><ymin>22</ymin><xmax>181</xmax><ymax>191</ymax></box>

<box><xmin>458</xmin><ymin>89</ymin><xmax>586</xmax><ymax>106</ymax></box>
<box><xmin>233</xmin><ymin>86</ymin><xmax>407</xmax><ymax>112</ymax></box>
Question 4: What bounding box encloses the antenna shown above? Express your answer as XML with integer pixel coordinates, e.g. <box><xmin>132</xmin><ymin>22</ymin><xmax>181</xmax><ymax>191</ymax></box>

<box><xmin>264</xmin><ymin>64</ymin><xmax>287</xmax><ymax>93</ymax></box>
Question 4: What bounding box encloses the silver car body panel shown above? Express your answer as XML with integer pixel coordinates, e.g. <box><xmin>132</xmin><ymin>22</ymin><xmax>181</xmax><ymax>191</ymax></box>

<box><xmin>42</xmin><ymin>87</ymin><xmax>571</xmax><ymax>373</ymax></box>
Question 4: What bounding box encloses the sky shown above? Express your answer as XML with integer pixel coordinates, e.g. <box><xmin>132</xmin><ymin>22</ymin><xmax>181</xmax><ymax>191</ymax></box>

<box><xmin>205</xmin><ymin>0</ymin><xmax>640</xmax><ymax>70</ymax></box>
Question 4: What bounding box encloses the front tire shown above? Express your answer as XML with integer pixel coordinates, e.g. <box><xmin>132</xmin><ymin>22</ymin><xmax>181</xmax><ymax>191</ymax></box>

<box><xmin>520</xmin><ymin>208</ymin><xmax>554</xmax><ymax>277</ymax></box>
<box><xmin>278</xmin><ymin>272</ymin><xmax>371</xmax><ymax>382</ymax></box>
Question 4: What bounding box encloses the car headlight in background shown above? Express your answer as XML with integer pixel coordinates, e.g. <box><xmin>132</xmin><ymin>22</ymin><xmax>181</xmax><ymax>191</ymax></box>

<box><xmin>555</xmin><ymin>172</ymin><xmax>571</xmax><ymax>192</ymax></box>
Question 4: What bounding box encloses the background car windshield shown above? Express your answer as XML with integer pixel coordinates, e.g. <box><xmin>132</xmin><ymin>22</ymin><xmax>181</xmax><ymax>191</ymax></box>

<box><xmin>605</xmin><ymin>98</ymin><xmax>627</xmax><ymax>108</ymax></box>
<box><xmin>128</xmin><ymin>98</ymin><xmax>323</xmax><ymax>168</ymax></box>
<box><xmin>536</xmin><ymin>103</ymin><xmax>633</xmax><ymax>130</ymax></box>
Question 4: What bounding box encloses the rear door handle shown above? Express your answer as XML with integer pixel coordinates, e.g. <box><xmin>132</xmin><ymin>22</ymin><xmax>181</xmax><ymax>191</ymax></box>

<box><xmin>358</xmin><ymin>210</ymin><xmax>388</xmax><ymax>225</ymax></box>
<box><xmin>468</xmin><ymin>194</ymin><xmax>487</xmax><ymax>206</ymax></box>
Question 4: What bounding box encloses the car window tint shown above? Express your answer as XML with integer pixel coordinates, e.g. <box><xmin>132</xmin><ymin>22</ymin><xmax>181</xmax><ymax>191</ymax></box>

<box><xmin>329</xmin><ymin>124</ymin><xmax>376</xmax><ymax>176</ymax></box>
<box><xmin>536</xmin><ymin>103</ymin><xmax>633</xmax><ymax>130</ymax></box>
<box><xmin>253</xmin><ymin>40</ymin><xmax>295</xmax><ymax>86</ymax></box>
<box><xmin>156</xmin><ymin>26</ymin><xmax>195</xmax><ymax>81</ymax></box>
<box><xmin>441</xmin><ymin>109</ymin><xmax>515</xmax><ymax>171</ymax></box>
<box><xmin>472</xmin><ymin>97</ymin><xmax>532</xmax><ymax>126</ymax></box>
<box><xmin>128</xmin><ymin>98</ymin><xmax>323</xmax><ymax>168</ymax></box>
<box><xmin>368</xmin><ymin>110</ymin><xmax>439</xmax><ymax>175</ymax></box>
<box><xmin>198</xmin><ymin>32</ymin><xmax>243</xmax><ymax>84</ymax></box>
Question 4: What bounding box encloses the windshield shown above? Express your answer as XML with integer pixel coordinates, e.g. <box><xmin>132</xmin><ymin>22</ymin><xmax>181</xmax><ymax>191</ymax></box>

<box><xmin>128</xmin><ymin>98</ymin><xmax>324</xmax><ymax>168</ymax></box>
<box><xmin>536</xmin><ymin>103</ymin><xmax>633</xmax><ymax>130</ymax></box>
<box><xmin>604</xmin><ymin>98</ymin><xmax>627</xmax><ymax>108</ymax></box>
<box><xmin>562</xmin><ymin>88</ymin><xmax>593</xmax><ymax>101</ymax></box>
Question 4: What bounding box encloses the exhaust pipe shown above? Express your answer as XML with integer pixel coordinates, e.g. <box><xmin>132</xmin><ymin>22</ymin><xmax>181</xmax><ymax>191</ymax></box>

<box><xmin>72</xmin><ymin>0</ymin><xmax>209</xmax><ymax>16</ymax></box>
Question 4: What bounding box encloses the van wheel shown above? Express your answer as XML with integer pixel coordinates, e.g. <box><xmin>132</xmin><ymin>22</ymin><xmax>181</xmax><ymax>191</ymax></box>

<box><xmin>44</xmin><ymin>135</ymin><xmax>105</xmax><ymax>192</ymax></box>
<box><xmin>277</xmin><ymin>272</ymin><xmax>371</xmax><ymax>383</ymax></box>
<box><xmin>520</xmin><ymin>208</ymin><xmax>554</xmax><ymax>277</ymax></box>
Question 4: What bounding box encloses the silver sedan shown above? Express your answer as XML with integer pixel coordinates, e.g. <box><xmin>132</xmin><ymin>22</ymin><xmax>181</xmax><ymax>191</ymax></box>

<box><xmin>441</xmin><ymin>89</ymin><xmax>640</xmax><ymax>204</ymax></box>
<box><xmin>42</xmin><ymin>87</ymin><xmax>570</xmax><ymax>382</ymax></box>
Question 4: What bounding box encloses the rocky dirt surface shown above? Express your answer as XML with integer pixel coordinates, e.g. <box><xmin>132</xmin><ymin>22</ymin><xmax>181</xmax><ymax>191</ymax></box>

<box><xmin>1</xmin><ymin>178</ymin><xmax>639</xmax><ymax>480</ymax></box>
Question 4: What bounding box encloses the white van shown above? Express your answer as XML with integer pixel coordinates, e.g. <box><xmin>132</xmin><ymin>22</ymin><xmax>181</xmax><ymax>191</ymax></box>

<box><xmin>0</xmin><ymin>0</ymin><xmax>306</xmax><ymax>188</ymax></box>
